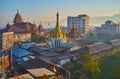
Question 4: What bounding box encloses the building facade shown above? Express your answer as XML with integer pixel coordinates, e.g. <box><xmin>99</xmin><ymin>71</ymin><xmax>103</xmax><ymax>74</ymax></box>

<box><xmin>95</xmin><ymin>20</ymin><xmax>120</xmax><ymax>35</ymax></box>
<box><xmin>14</xmin><ymin>32</ymin><xmax>31</xmax><ymax>43</ymax></box>
<box><xmin>67</xmin><ymin>14</ymin><xmax>90</xmax><ymax>35</ymax></box>
<box><xmin>3</xmin><ymin>26</ymin><xmax>31</xmax><ymax>43</ymax></box>
<box><xmin>2</xmin><ymin>32</ymin><xmax>14</xmax><ymax>51</ymax></box>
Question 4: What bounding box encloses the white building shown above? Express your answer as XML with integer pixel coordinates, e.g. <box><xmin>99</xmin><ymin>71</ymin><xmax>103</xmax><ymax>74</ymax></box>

<box><xmin>67</xmin><ymin>14</ymin><xmax>90</xmax><ymax>35</ymax></box>
<box><xmin>95</xmin><ymin>20</ymin><xmax>120</xmax><ymax>35</ymax></box>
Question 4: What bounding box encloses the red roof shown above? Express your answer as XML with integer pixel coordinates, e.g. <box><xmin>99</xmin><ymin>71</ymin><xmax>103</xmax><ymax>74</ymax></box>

<box><xmin>7</xmin><ymin>26</ymin><xmax>30</xmax><ymax>34</ymax></box>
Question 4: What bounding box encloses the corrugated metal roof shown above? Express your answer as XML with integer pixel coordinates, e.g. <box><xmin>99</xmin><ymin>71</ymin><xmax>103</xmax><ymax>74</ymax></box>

<box><xmin>12</xmin><ymin>46</ymin><xmax>33</xmax><ymax>57</ymax></box>
<box><xmin>27</xmin><ymin>68</ymin><xmax>55</xmax><ymax>77</ymax></box>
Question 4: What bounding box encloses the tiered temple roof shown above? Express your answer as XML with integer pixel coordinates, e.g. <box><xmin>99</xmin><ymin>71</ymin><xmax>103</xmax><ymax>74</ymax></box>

<box><xmin>68</xmin><ymin>24</ymin><xmax>80</xmax><ymax>38</ymax></box>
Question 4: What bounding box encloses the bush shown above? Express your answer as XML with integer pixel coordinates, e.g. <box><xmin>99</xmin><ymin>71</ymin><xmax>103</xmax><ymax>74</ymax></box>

<box><xmin>63</xmin><ymin>62</ymin><xmax>76</xmax><ymax>71</ymax></box>
<box><xmin>112</xmin><ymin>66</ymin><xmax>120</xmax><ymax>79</ymax></box>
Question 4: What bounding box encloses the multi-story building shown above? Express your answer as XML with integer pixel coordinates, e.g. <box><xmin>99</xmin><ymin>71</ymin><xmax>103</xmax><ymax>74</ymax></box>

<box><xmin>67</xmin><ymin>14</ymin><xmax>90</xmax><ymax>35</ymax></box>
<box><xmin>95</xmin><ymin>20</ymin><xmax>120</xmax><ymax>35</ymax></box>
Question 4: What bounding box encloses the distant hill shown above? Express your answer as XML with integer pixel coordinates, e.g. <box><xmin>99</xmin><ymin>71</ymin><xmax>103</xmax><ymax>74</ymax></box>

<box><xmin>90</xmin><ymin>13</ymin><xmax>120</xmax><ymax>26</ymax></box>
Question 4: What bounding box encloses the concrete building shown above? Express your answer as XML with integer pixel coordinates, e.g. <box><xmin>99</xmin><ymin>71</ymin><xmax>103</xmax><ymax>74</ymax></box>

<box><xmin>67</xmin><ymin>14</ymin><xmax>90</xmax><ymax>35</ymax></box>
<box><xmin>95</xmin><ymin>20</ymin><xmax>120</xmax><ymax>35</ymax></box>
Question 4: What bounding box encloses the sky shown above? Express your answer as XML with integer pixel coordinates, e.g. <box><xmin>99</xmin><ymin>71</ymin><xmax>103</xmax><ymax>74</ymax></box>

<box><xmin>0</xmin><ymin>0</ymin><xmax>120</xmax><ymax>28</ymax></box>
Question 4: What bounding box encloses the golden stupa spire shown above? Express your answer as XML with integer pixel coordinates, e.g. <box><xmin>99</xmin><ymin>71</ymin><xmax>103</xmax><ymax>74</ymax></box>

<box><xmin>55</xmin><ymin>10</ymin><xmax>63</xmax><ymax>38</ymax></box>
<box><xmin>56</xmin><ymin>10</ymin><xmax>61</xmax><ymax>32</ymax></box>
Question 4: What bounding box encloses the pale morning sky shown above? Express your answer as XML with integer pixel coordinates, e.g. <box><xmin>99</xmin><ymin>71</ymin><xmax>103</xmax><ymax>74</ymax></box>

<box><xmin>0</xmin><ymin>0</ymin><xmax>120</xmax><ymax>28</ymax></box>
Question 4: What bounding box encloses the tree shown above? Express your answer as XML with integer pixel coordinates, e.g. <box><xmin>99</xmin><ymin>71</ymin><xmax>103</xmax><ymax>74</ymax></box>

<box><xmin>63</xmin><ymin>62</ymin><xmax>76</xmax><ymax>71</ymax></box>
<box><xmin>112</xmin><ymin>66</ymin><xmax>120</xmax><ymax>79</ymax></box>
<box><xmin>31</xmin><ymin>35</ymin><xmax>45</xmax><ymax>42</ymax></box>
<box><xmin>78</xmin><ymin>54</ymin><xmax>101</xmax><ymax>78</ymax></box>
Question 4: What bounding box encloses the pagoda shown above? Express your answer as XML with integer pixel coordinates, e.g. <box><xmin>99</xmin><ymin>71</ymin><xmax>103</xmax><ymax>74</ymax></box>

<box><xmin>68</xmin><ymin>24</ymin><xmax>81</xmax><ymax>40</ymax></box>
<box><xmin>46</xmin><ymin>11</ymin><xmax>66</xmax><ymax>48</ymax></box>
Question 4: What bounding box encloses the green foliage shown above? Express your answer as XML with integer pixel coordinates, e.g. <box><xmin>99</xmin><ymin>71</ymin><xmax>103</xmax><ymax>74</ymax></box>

<box><xmin>70</xmin><ymin>49</ymin><xmax>120</xmax><ymax>79</ymax></box>
<box><xmin>112</xmin><ymin>66</ymin><xmax>120</xmax><ymax>79</ymax></box>
<box><xmin>63</xmin><ymin>62</ymin><xmax>76</xmax><ymax>71</ymax></box>
<box><xmin>31</xmin><ymin>35</ymin><xmax>45</xmax><ymax>42</ymax></box>
<box><xmin>78</xmin><ymin>54</ymin><xmax>101</xmax><ymax>78</ymax></box>
<box><xmin>97</xmin><ymin>49</ymin><xmax>120</xmax><ymax>79</ymax></box>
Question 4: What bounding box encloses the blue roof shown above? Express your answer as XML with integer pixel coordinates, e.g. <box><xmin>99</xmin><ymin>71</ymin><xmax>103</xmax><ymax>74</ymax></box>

<box><xmin>0</xmin><ymin>52</ymin><xmax>8</xmax><ymax>57</ymax></box>
<box><xmin>20</xmin><ymin>43</ymin><xmax>35</xmax><ymax>49</ymax></box>
<box><xmin>28</xmin><ymin>46</ymin><xmax>49</xmax><ymax>53</ymax></box>
<box><xmin>12</xmin><ymin>46</ymin><xmax>33</xmax><ymax>58</ymax></box>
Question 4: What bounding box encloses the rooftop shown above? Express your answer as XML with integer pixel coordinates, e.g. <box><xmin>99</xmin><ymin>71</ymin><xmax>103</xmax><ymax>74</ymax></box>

<box><xmin>108</xmin><ymin>39</ymin><xmax>120</xmax><ymax>47</ymax></box>
<box><xmin>28</xmin><ymin>46</ymin><xmax>49</xmax><ymax>54</ymax></box>
<box><xmin>27</xmin><ymin>68</ymin><xmax>55</xmax><ymax>77</ymax></box>
<box><xmin>21</xmin><ymin>43</ymin><xmax>35</xmax><ymax>49</ymax></box>
<box><xmin>79</xmin><ymin>42</ymin><xmax>112</xmax><ymax>54</ymax></box>
<box><xmin>12</xmin><ymin>46</ymin><xmax>33</xmax><ymax>57</ymax></box>
<box><xmin>40</xmin><ymin>50</ymin><xmax>60</xmax><ymax>57</ymax></box>
<box><xmin>61</xmin><ymin>42</ymin><xmax>78</xmax><ymax>48</ymax></box>
<box><xmin>19</xmin><ymin>58</ymin><xmax>66</xmax><ymax>74</ymax></box>
<box><xmin>8</xmin><ymin>73</ymin><xmax>34</xmax><ymax>79</ymax></box>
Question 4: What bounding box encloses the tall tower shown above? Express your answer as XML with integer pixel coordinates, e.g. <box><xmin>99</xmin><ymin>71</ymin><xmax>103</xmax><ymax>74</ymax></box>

<box><xmin>13</xmin><ymin>9</ymin><xmax>23</xmax><ymax>23</ymax></box>
<box><xmin>55</xmin><ymin>11</ymin><xmax>63</xmax><ymax>38</ymax></box>
<box><xmin>47</xmin><ymin>11</ymin><xmax>66</xmax><ymax>48</ymax></box>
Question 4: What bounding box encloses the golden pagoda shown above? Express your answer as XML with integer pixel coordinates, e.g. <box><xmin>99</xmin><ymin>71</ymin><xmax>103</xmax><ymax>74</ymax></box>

<box><xmin>54</xmin><ymin>11</ymin><xmax>64</xmax><ymax>38</ymax></box>
<box><xmin>49</xmin><ymin>11</ymin><xmax>66</xmax><ymax>40</ymax></box>
<box><xmin>46</xmin><ymin>11</ymin><xmax>66</xmax><ymax>48</ymax></box>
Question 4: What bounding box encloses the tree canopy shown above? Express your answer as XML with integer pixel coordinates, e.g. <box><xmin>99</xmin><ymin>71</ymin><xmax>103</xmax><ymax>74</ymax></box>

<box><xmin>112</xmin><ymin>66</ymin><xmax>120</xmax><ymax>79</ymax></box>
<box><xmin>78</xmin><ymin>54</ymin><xmax>101</xmax><ymax>78</ymax></box>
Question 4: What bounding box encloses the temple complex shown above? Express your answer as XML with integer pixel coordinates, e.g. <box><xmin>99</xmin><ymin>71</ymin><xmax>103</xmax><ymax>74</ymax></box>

<box><xmin>46</xmin><ymin>11</ymin><xmax>66</xmax><ymax>48</ymax></box>
<box><xmin>68</xmin><ymin>24</ymin><xmax>81</xmax><ymax>40</ymax></box>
